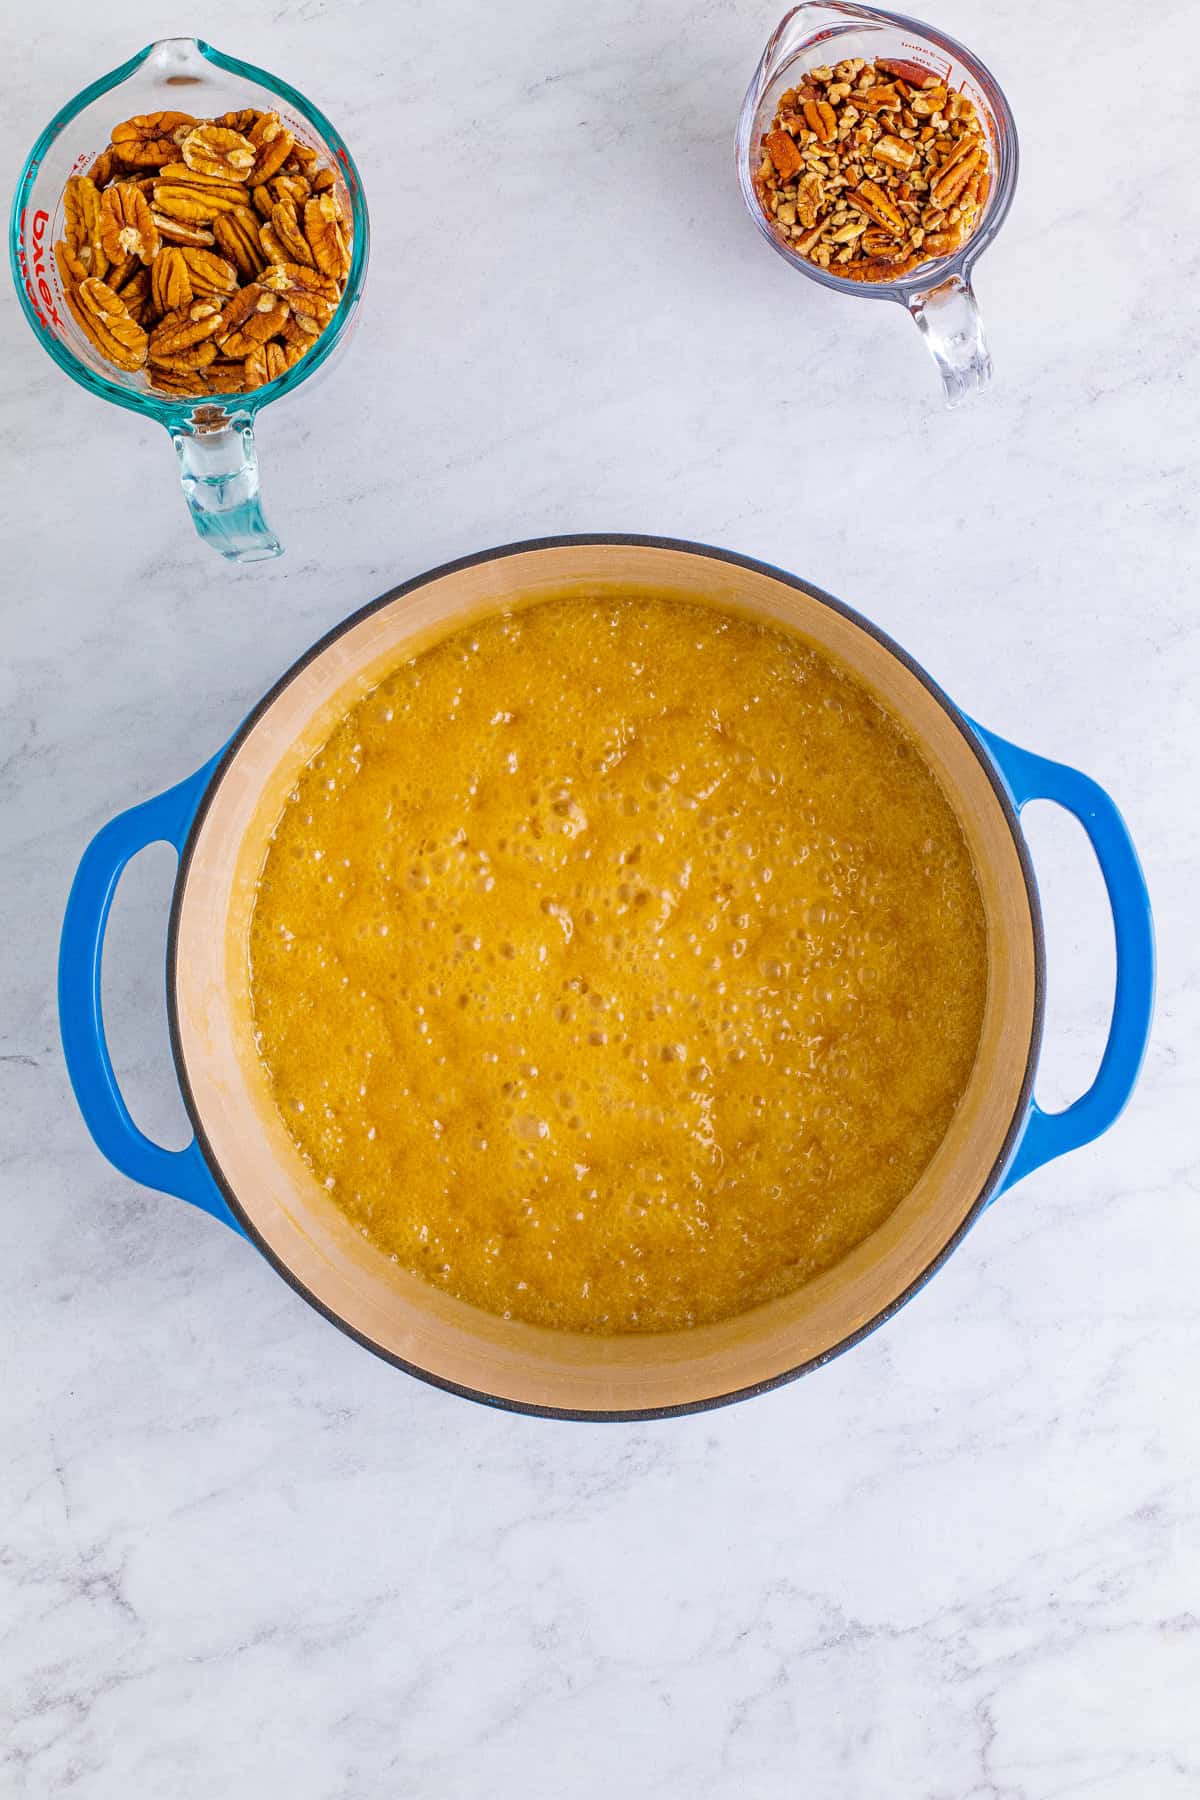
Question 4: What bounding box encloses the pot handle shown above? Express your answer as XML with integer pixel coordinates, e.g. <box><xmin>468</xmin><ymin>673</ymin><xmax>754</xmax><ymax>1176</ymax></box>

<box><xmin>970</xmin><ymin>723</ymin><xmax>1155</xmax><ymax>1193</ymax></box>
<box><xmin>58</xmin><ymin>757</ymin><xmax>242</xmax><ymax>1232</ymax></box>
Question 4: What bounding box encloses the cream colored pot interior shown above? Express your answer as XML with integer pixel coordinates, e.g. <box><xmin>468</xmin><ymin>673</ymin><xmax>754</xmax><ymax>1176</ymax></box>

<box><xmin>173</xmin><ymin>544</ymin><xmax>1037</xmax><ymax>1413</ymax></box>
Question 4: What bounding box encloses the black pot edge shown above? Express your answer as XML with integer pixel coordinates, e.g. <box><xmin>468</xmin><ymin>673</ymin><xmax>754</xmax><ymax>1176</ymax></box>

<box><xmin>165</xmin><ymin>533</ymin><xmax>1046</xmax><ymax>1423</ymax></box>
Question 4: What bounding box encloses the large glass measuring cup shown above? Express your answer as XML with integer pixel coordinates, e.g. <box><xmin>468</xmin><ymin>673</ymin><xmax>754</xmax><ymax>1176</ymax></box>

<box><xmin>737</xmin><ymin>3</ymin><xmax>1017</xmax><ymax>405</ymax></box>
<box><xmin>10</xmin><ymin>37</ymin><xmax>369</xmax><ymax>562</ymax></box>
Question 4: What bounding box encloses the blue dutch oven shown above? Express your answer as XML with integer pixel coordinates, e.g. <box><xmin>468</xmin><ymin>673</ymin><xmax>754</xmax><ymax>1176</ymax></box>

<box><xmin>58</xmin><ymin>539</ymin><xmax>1155</xmax><ymax>1418</ymax></box>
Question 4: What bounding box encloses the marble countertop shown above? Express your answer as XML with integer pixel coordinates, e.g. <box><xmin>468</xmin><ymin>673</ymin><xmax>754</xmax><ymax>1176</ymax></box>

<box><xmin>3</xmin><ymin>0</ymin><xmax>1198</xmax><ymax>1794</ymax></box>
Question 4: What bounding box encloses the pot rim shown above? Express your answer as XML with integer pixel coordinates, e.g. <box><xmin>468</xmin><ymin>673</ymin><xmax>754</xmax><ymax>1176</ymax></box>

<box><xmin>166</xmin><ymin>534</ymin><xmax>1045</xmax><ymax>1421</ymax></box>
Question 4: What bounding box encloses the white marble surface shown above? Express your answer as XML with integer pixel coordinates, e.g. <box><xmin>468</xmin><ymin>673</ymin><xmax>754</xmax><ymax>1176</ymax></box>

<box><xmin>3</xmin><ymin>0</ymin><xmax>1198</xmax><ymax>1793</ymax></box>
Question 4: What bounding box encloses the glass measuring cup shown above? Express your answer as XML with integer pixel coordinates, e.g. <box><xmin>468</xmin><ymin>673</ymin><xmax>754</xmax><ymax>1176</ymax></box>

<box><xmin>10</xmin><ymin>37</ymin><xmax>369</xmax><ymax>562</ymax></box>
<box><xmin>737</xmin><ymin>3</ymin><xmax>1017</xmax><ymax>405</ymax></box>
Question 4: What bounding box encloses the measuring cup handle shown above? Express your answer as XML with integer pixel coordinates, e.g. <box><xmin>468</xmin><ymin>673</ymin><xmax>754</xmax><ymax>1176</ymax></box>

<box><xmin>906</xmin><ymin>274</ymin><xmax>992</xmax><ymax>407</ymax></box>
<box><xmin>171</xmin><ymin>414</ymin><xmax>283</xmax><ymax>564</ymax></box>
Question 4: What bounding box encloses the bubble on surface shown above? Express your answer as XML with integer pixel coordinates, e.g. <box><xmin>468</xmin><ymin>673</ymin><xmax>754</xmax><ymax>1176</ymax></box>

<box><xmin>249</xmin><ymin>593</ymin><xmax>987</xmax><ymax>1335</ymax></box>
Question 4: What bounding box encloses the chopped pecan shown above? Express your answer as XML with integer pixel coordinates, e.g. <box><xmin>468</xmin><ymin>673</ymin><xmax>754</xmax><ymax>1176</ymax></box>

<box><xmin>753</xmin><ymin>55</ymin><xmax>988</xmax><ymax>283</ymax></box>
<box><xmin>873</xmin><ymin>135</ymin><xmax>917</xmax><ymax>172</ymax></box>
<box><xmin>854</xmin><ymin>84</ymin><xmax>901</xmax><ymax>113</ymax></box>
<box><xmin>910</xmin><ymin>84</ymin><xmax>948</xmax><ymax>117</ymax></box>
<box><xmin>920</xmin><ymin>227</ymin><xmax>965</xmax><ymax>257</ymax></box>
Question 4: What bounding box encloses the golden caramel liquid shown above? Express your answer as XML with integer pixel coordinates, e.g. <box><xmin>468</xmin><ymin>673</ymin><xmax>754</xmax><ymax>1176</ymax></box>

<box><xmin>249</xmin><ymin>595</ymin><xmax>987</xmax><ymax>1333</ymax></box>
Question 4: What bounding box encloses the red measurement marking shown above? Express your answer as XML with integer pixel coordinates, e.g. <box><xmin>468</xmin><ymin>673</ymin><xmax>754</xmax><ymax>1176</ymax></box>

<box><xmin>17</xmin><ymin>207</ymin><xmax>64</xmax><ymax>333</ymax></box>
<box><xmin>335</xmin><ymin>145</ymin><xmax>358</xmax><ymax>194</ymax></box>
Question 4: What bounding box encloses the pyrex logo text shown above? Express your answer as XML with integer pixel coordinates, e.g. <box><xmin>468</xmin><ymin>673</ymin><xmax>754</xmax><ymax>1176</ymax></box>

<box><xmin>19</xmin><ymin>207</ymin><xmax>64</xmax><ymax>332</ymax></box>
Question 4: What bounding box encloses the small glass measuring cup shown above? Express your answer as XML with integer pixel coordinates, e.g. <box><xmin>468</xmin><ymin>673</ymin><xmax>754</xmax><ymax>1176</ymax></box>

<box><xmin>10</xmin><ymin>37</ymin><xmax>369</xmax><ymax>562</ymax></box>
<box><xmin>737</xmin><ymin>3</ymin><xmax>1017</xmax><ymax>405</ymax></box>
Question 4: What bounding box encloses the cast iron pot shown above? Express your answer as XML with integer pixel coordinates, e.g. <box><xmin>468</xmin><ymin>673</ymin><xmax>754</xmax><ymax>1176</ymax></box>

<box><xmin>59</xmin><ymin>538</ymin><xmax>1155</xmax><ymax>1418</ymax></box>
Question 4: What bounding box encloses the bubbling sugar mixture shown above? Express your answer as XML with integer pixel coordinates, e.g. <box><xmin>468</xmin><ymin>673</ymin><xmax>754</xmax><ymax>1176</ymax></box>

<box><xmin>249</xmin><ymin>594</ymin><xmax>987</xmax><ymax>1333</ymax></box>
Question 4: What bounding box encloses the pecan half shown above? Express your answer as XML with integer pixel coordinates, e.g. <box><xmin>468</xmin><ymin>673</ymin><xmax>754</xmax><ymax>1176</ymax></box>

<box><xmin>150</xmin><ymin>210</ymin><xmax>216</xmax><ymax>247</ymax></box>
<box><xmin>205</xmin><ymin>362</ymin><xmax>252</xmax><ymax>393</ymax></box>
<box><xmin>859</xmin><ymin>227</ymin><xmax>912</xmax><ymax>261</ymax></box>
<box><xmin>802</xmin><ymin>99</ymin><xmax>836</xmax><ymax>143</ymax></box>
<box><xmin>85</xmin><ymin>148</ymin><xmax>116</xmax><ymax>187</ymax></box>
<box><xmin>63</xmin><ymin>176</ymin><xmax>103</xmax><ymax>262</ymax></box>
<box><xmin>67</xmin><ymin>276</ymin><xmax>148</xmax><ymax>369</ymax></box>
<box><xmin>797</xmin><ymin>172</ymin><xmax>824</xmax><ymax>229</ymax></box>
<box><xmin>153</xmin><ymin>180</ymin><xmax>251</xmax><ymax>223</ymax></box>
<box><xmin>179</xmin><ymin>247</ymin><xmax>240</xmax><ymax>299</ymax></box>
<box><xmin>243</xmin><ymin>339</ymin><xmax>290</xmax><ymax>388</ymax></box>
<box><xmin>111</xmin><ymin>112</ymin><xmax>195</xmax><ymax>167</ymax></box>
<box><xmin>284</xmin><ymin>140</ymin><xmax>321</xmax><ymax>177</ymax></box>
<box><xmin>115</xmin><ymin>266</ymin><xmax>152</xmax><ymax>324</ymax></box>
<box><xmin>148</xmin><ymin>300</ymin><xmax>223</xmax><ymax>358</ymax></box>
<box><xmin>765</xmin><ymin>130</ymin><xmax>803</xmax><ymax>181</ymax></box>
<box><xmin>304</xmin><ymin>194</ymin><xmax>350</xmax><ymax>281</ymax></box>
<box><xmin>148</xmin><ymin>365</ymin><xmax>210</xmax><ymax>397</ymax></box>
<box><xmin>930</xmin><ymin>141</ymin><xmax>981</xmax><ymax>209</ymax></box>
<box><xmin>180</xmin><ymin>124</ymin><xmax>257</xmax><ymax>182</ymax></box>
<box><xmin>852</xmin><ymin>179</ymin><xmax>906</xmax><ymax>233</ymax></box>
<box><xmin>265</xmin><ymin>200</ymin><xmax>314</xmax><ymax>267</ymax></box>
<box><xmin>99</xmin><ymin>182</ymin><xmax>160</xmax><ymax>265</ymax></box>
<box><xmin>215</xmin><ymin>109</ymin><xmax>262</xmax><ymax>135</ymax></box>
<box><xmin>212</xmin><ymin>208</ymin><xmax>267</xmax><ymax>277</ymax></box>
<box><xmin>151</xmin><ymin>245</ymin><xmax>193</xmax><ymax>315</ymax></box>
<box><xmin>148</xmin><ymin>339</ymin><xmax>219</xmax><ymax>373</ymax></box>
<box><xmin>248</xmin><ymin>112</ymin><xmax>295</xmax><ymax>184</ymax></box>
<box><xmin>217</xmin><ymin>284</ymin><xmax>290</xmax><ymax>355</ymax></box>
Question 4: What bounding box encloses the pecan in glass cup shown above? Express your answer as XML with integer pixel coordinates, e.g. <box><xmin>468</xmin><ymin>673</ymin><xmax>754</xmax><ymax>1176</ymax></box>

<box><xmin>10</xmin><ymin>37</ymin><xmax>369</xmax><ymax>562</ymax></box>
<box><xmin>737</xmin><ymin>3</ymin><xmax>1017</xmax><ymax>405</ymax></box>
